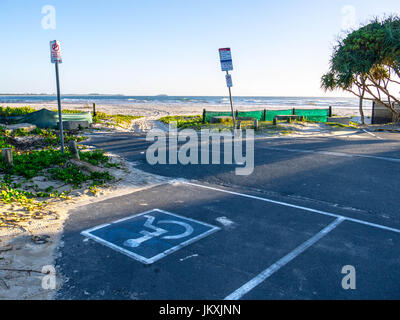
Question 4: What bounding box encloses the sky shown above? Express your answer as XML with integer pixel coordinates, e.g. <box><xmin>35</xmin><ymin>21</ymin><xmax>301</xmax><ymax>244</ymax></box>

<box><xmin>0</xmin><ymin>0</ymin><xmax>400</xmax><ymax>97</ymax></box>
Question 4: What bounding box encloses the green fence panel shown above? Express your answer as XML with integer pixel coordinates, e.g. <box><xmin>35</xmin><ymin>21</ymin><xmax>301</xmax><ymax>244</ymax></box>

<box><xmin>265</xmin><ymin>109</ymin><xmax>293</xmax><ymax>121</ymax></box>
<box><xmin>294</xmin><ymin>109</ymin><xmax>329</xmax><ymax>122</ymax></box>
<box><xmin>237</xmin><ymin>110</ymin><xmax>264</xmax><ymax>121</ymax></box>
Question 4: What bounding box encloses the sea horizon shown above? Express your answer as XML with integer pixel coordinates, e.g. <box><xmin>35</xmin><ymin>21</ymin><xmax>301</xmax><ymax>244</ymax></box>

<box><xmin>0</xmin><ymin>94</ymin><xmax>369</xmax><ymax>109</ymax></box>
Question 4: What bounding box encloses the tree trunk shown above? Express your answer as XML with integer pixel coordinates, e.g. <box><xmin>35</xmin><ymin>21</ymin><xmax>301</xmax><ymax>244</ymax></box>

<box><xmin>359</xmin><ymin>87</ymin><xmax>365</xmax><ymax>125</ymax></box>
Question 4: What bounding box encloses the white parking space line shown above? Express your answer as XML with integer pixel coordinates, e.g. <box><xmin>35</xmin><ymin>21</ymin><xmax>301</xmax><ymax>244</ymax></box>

<box><xmin>182</xmin><ymin>181</ymin><xmax>400</xmax><ymax>234</ymax></box>
<box><xmin>260</xmin><ymin>146</ymin><xmax>400</xmax><ymax>163</ymax></box>
<box><xmin>224</xmin><ymin>217</ymin><xmax>345</xmax><ymax>300</ymax></box>
<box><xmin>362</xmin><ymin>129</ymin><xmax>384</xmax><ymax>140</ymax></box>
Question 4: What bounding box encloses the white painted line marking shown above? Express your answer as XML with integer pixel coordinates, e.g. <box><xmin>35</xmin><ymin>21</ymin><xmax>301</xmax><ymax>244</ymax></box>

<box><xmin>261</xmin><ymin>146</ymin><xmax>400</xmax><ymax>163</ymax></box>
<box><xmin>362</xmin><ymin>129</ymin><xmax>383</xmax><ymax>140</ymax></box>
<box><xmin>182</xmin><ymin>181</ymin><xmax>400</xmax><ymax>234</ymax></box>
<box><xmin>224</xmin><ymin>217</ymin><xmax>345</xmax><ymax>300</ymax></box>
<box><xmin>216</xmin><ymin>217</ymin><xmax>235</xmax><ymax>228</ymax></box>
<box><xmin>179</xmin><ymin>254</ymin><xmax>199</xmax><ymax>262</ymax></box>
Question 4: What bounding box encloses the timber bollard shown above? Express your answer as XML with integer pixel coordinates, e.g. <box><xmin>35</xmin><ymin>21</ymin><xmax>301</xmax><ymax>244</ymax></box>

<box><xmin>253</xmin><ymin>119</ymin><xmax>259</xmax><ymax>130</ymax></box>
<box><xmin>93</xmin><ymin>103</ymin><xmax>97</xmax><ymax>117</ymax></box>
<box><xmin>69</xmin><ymin>141</ymin><xmax>80</xmax><ymax>160</ymax></box>
<box><xmin>2</xmin><ymin>148</ymin><xmax>13</xmax><ymax>166</ymax></box>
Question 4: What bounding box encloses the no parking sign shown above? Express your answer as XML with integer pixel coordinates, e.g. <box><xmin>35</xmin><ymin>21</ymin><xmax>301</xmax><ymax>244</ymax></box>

<box><xmin>50</xmin><ymin>40</ymin><xmax>62</xmax><ymax>63</ymax></box>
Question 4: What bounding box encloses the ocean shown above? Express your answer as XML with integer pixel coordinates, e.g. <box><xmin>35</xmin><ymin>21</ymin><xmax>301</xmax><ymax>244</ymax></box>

<box><xmin>0</xmin><ymin>95</ymin><xmax>368</xmax><ymax>109</ymax></box>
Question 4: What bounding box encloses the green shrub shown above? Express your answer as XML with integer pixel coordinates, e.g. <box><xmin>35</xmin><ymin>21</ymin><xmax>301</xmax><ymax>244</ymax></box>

<box><xmin>0</xmin><ymin>149</ymin><xmax>70</xmax><ymax>179</ymax></box>
<box><xmin>159</xmin><ymin>115</ymin><xmax>203</xmax><ymax>129</ymax></box>
<box><xmin>0</xmin><ymin>106</ymin><xmax>36</xmax><ymax>117</ymax></box>
<box><xmin>79</xmin><ymin>149</ymin><xmax>118</xmax><ymax>168</ymax></box>
<box><xmin>93</xmin><ymin>112</ymin><xmax>142</xmax><ymax>127</ymax></box>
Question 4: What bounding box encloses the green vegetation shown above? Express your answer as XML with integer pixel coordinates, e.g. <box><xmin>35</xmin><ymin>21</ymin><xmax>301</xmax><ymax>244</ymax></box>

<box><xmin>1</xmin><ymin>180</ymin><xmax>46</xmax><ymax>211</ymax></box>
<box><xmin>0</xmin><ymin>148</ymin><xmax>115</xmax><ymax>227</ymax></box>
<box><xmin>0</xmin><ymin>106</ymin><xmax>144</xmax><ymax>129</ymax></box>
<box><xmin>0</xmin><ymin>148</ymin><xmax>115</xmax><ymax>185</ymax></box>
<box><xmin>0</xmin><ymin>106</ymin><xmax>91</xmax><ymax>117</ymax></box>
<box><xmin>159</xmin><ymin>115</ymin><xmax>203</xmax><ymax>129</ymax></box>
<box><xmin>51</xmin><ymin>109</ymin><xmax>88</xmax><ymax>114</ymax></box>
<box><xmin>79</xmin><ymin>149</ymin><xmax>119</xmax><ymax>168</ymax></box>
<box><xmin>1</xmin><ymin>149</ymin><xmax>68</xmax><ymax>179</ymax></box>
<box><xmin>0</xmin><ymin>126</ymin><xmax>86</xmax><ymax>152</ymax></box>
<box><xmin>325</xmin><ymin>122</ymin><xmax>359</xmax><ymax>129</ymax></box>
<box><xmin>93</xmin><ymin>112</ymin><xmax>142</xmax><ymax>127</ymax></box>
<box><xmin>321</xmin><ymin>16</ymin><xmax>400</xmax><ymax>123</ymax></box>
<box><xmin>0</xmin><ymin>107</ymin><xmax>129</xmax><ymax>228</ymax></box>
<box><xmin>0</xmin><ymin>106</ymin><xmax>36</xmax><ymax>117</ymax></box>
<box><xmin>0</xmin><ymin>135</ymin><xmax>12</xmax><ymax>150</ymax></box>
<box><xmin>49</xmin><ymin>166</ymin><xmax>113</xmax><ymax>188</ymax></box>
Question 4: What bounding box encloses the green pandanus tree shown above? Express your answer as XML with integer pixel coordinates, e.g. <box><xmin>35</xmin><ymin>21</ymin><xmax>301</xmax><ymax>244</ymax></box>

<box><xmin>321</xmin><ymin>16</ymin><xmax>400</xmax><ymax>124</ymax></box>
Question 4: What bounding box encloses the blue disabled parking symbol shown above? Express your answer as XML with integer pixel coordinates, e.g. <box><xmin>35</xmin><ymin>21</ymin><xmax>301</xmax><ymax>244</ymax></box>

<box><xmin>81</xmin><ymin>209</ymin><xmax>220</xmax><ymax>264</ymax></box>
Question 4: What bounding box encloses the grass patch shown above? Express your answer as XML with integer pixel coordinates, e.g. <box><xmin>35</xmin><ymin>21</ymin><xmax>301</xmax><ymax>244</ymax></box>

<box><xmin>0</xmin><ymin>148</ymin><xmax>115</xmax><ymax>186</ymax></box>
<box><xmin>0</xmin><ymin>106</ymin><xmax>89</xmax><ymax>117</ymax></box>
<box><xmin>58</xmin><ymin>109</ymin><xmax>89</xmax><ymax>114</ymax></box>
<box><xmin>0</xmin><ymin>106</ymin><xmax>36</xmax><ymax>117</ymax></box>
<box><xmin>79</xmin><ymin>149</ymin><xmax>119</xmax><ymax>168</ymax></box>
<box><xmin>93</xmin><ymin>112</ymin><xmax>142</xmax><ymax>127</ymax></box>
<box><xmin>325</xmin><ymin>122</ymin><xmax>359</xmax><ymax>129</ymax></box>
<box><xmin>159</xmin><ymin>115</ymin><xmax>203</xmax><ymax>130</ymax></box>
<box><xmin>48</xmin><ymin>166</ymin><xmax>114</xmax><ymax>188</ymax></box>
<box><xmin>0</xmin><ymin>136</ymin><xmax>12</xmax><ymax>150</ymax></box>
<box><xmin>0</xmin><ymin>149</ymin><xmax>69</xmax><ymax>179</ymax></box>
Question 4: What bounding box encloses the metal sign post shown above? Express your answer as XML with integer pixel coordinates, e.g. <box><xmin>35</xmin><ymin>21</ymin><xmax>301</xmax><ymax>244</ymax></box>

<box><xmin>50</xmin><ymin>40</ymin><xmax>64</xmax><ymax>153</ymax></box>
<box><xmin>219</xmin><ymin>48</ymin><xmax>236</xmax><ymax>130</ymax></box>
<box><xmin>226</xmin><ymin>72</ymin><xmax>235</xmax><ymax>130</ymax></box>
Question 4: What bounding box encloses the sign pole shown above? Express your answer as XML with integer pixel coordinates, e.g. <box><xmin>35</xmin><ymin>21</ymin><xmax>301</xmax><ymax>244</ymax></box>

<box><xmin>55</xmin><ymin>60</ymin><xmax>64</xmax><ymax>154</ymax></box>
<box><xmin>226</xmin><ymin>71</ymin><xmax>236</xmax><ymax>130</ymax></box>
<box><xmin>50</xmin><ymin>40</ymin><xmax>64</xmax><ymax>154</ymax></box>
<box><xmin>219</xmin><ymin>48</ymin><xmax>236</xmax><ymax>132</ymax></box>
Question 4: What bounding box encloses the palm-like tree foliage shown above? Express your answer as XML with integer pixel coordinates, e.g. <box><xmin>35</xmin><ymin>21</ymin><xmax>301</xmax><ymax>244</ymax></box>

<box><xmin>321</xmin><ymin>16</ymin><xmax>400</xmax><ymax>123</ymax></box>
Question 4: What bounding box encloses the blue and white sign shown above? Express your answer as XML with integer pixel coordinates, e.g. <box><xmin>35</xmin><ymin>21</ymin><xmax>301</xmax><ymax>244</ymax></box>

<box><xmin>225</xmin><ymin>74</ymin><xmax>233</xmax><ymax>87</ymax></box>
<box><xmin>81</xmin><ymin>209</ymin><xmax>220</xmax><ymax>264</ymax></box>
<box><xmin>219</xmin><ymin>48</ymin><xmax>233</xmax><ymax>71</ymax></box>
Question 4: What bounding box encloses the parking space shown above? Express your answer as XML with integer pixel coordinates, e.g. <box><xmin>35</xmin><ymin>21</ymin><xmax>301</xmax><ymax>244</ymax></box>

<box><xmin>57</xmin><ymin>180</ymin><xmax>400</xmax><ymax>300</ymax></box>
<box><xmin>242</xmin><ymin>220</ymin><xmax>400</xmax><ymax>300</ymax></box>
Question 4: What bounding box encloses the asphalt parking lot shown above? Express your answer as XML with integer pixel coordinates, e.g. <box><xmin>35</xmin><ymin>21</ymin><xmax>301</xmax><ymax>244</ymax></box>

<box><xmin>56</xmin><ymin>130</ymin><xmax>400</xmax><ymax>299</ymax></box>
